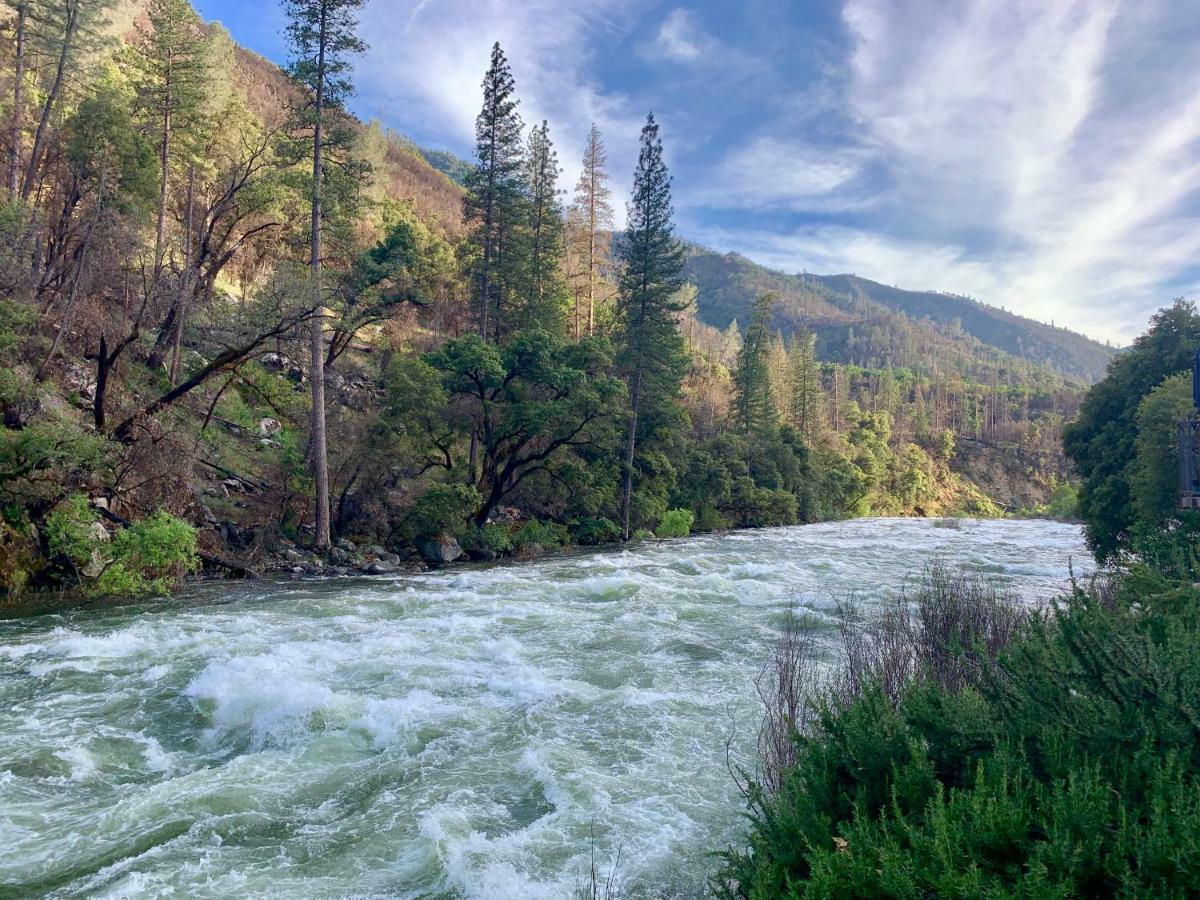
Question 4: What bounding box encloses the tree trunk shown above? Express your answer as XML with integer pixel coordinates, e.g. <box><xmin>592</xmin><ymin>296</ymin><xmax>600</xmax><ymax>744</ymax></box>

<box><xmin>22</xmin><ymin>0</ymin><xmax>77</xmax><ymax>201</ymax></box>
<box><xmin>153</xmin><ymin>55</ymin><xmax>173</xmax><ymax>282</ymax></box>
<box><xmin>309</xmin><ymin>6</ymin><xmax>332</xmax><ymax>550</ymax></box>
<box><xmin>8</xmin><ymin>1</ymin><xmax>25</xmax><ymax>201</ymax></box>
<box><xmin>621</xmin><ymin>370</ymin><xmax>641</xmax><ymax>540</ymax></box>
<box><xmin>168</xmin><ymin>163</ymin><xmax>195</xmax><ymax>386</ymax></box>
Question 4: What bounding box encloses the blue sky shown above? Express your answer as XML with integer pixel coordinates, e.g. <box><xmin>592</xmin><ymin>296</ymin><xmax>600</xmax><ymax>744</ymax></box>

<box><xmin>192</xmin><ymin>0</ymin><xmax>1200</xmax><ymax>343</ymax></box>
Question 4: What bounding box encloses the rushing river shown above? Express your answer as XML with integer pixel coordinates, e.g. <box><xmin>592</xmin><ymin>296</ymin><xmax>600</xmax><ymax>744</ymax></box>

<box><xmin>0</xmin><ymin>518</ymin><xmax>1092</xmax><ymax>898</ymax></box>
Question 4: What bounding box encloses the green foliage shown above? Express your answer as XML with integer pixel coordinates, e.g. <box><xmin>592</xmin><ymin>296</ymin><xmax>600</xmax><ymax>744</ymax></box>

<box><xmin>656</xmin><ymin>507</ymin><xmax>693</xmax><ymax>538</ymax></box>
<box><xmin>460</xmin><ymin>522</ymin><xmax>513</xmax><ymax>558</ymax></box>
<box><xmin>1064</xmin><ymin>299</ymin><xmax>1200</xmax><ymax>560</ymax></box>
<box><xmin>718</xmin><ymin>571</ymin><xmax>1200</xmax><ymax>899</ymax></box>
<box><xmin>403</xmin><ymin>484</ymin><xmax>480</xmax><ymax>540</ymax></box>
<box><xmin>1042</xmin><ymin>480</ymin><xmax>1080</xmax><ymax>520</ymax></box>
<box><xmin>733</xmin><ymin>294</ymin><xmax>778</xmax><ymax>433</ymax></box>
<box><xmin>512</xmin><ymin>519</ymin><xmax>568</xmax><ymax>552</ymax></box>
<box><xmin>1132</xmin><ymin>372</ymin><xmax>1193</xmax><ymax>526</ymax></box>
<box><xmin>573</xmin><ymin>516</ymin><xmax>621</xmax><ymax>546</ymax></box>
<box><xmin>0</xmin><ymin>421</ymin><xmax>108</xmax><ymax>504</ymax></box>
<box><xmin>46</xmin><ymin>497</ymin><xmax>198</xmax><ymax>597</ymax></box>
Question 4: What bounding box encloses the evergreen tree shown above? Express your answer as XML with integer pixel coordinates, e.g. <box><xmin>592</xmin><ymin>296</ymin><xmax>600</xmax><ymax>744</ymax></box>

<box><xmin>569</xmin><ymin>123</ymin><xmax>613</xmax><ymax>338</ymax></box>
<box><xmin>616</xmin><ymin>113</ymin><xmax>686</xmax><ymax>539</ymax></box>
<box><xmin>463</xmin><ymin>42</ymin><xmax>524</xmax><ymax>341</ymax></box>
<box><xmin>787</xmin><ymin>329</ymin><xmax>823</xmax><ymax>443</ymax></box>
<box><xmin>519</xmin><ymin>119</ymin><xmax>566</xmax><ymax>330</ymax></box>
<box><xmin>130</xmin><ymin>0</ymin><xmax>208</xmax><ymax>281</ymax></box>
<box><xmin>733</xmin><ymin>293</ymin><xmax>778</xmax><ymax>433</ymax></box>
<box><xmin>283</xmin><ymin>0</ymin><xmax>366</xmax><ymax>550</ymax></box>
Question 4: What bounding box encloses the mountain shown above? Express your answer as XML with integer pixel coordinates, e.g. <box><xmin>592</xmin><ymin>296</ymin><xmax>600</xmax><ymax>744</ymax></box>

<box><xmin>681</xmin><ymin>247</ymin><xmax>1116</xmax><ymax>383</ymax></box>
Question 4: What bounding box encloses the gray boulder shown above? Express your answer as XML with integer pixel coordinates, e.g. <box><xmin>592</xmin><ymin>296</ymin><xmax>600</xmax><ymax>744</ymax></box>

<box><xmin>415</xmin><ymin>533</ymin><xmax>463</xmax><ymax>565</ymax></box>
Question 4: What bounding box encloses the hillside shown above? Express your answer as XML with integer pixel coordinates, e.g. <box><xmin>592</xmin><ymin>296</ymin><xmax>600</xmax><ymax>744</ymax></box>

<box><xmin>683</xmin><ymin>248</ymin><xmax>1116</xmax><ymax>384</ymax></box>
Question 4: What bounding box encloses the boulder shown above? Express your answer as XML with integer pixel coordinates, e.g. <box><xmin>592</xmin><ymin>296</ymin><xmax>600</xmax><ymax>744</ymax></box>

<box><xmin>365</xmin><ymin>559</ymin><xmax>397</xmax><ymax>575</ymax></box>
<box><xmin>415</xmin><ymin>533</ymin><xmax>463</xmax><ymax>565</ymax></box>
<box><xmin>258</xmin><ymin>417</ymin><xmax>281</xmax><ymax>436</ymax></box>
<box><xmin>329</xmin><ymin>546</ymin><xmax>349</xmax><ymax>565</ymax></box>
<box><xmin>336</xmin><ymin>538</ymin><xmax>357</xmax><ymax>553</ymax></box>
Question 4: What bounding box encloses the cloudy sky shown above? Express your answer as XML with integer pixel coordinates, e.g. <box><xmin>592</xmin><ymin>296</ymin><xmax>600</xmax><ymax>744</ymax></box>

<box><xmin>193</xmin><ymin>0</ymin><xmax>1200</xmax><ymax>344</ymax></box>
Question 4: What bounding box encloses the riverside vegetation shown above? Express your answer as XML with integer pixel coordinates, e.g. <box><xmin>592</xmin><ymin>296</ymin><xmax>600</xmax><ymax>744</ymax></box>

<box><xmin>0</xmin><ymin>0</ymin><xmax>1101</xmax><ymax>604</ymax></box>
<box><xmin>718</xmin><ymin>303</ymin><xmax>1200</xmax><ymax>897</ymax></box>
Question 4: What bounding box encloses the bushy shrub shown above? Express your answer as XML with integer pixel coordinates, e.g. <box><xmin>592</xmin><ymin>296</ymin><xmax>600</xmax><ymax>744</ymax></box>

<box><xmin>403</xmin><ymin>483</ymin><xmax>479</xmax><ymax>539</ymax></box>
<box><xmin>461</xmin><ymin>522</ymin><xmax>513</xmax><ymax>558</ymax></box>
<box><xmin>573</xmin><ymin>516</ymin><xmax>621</xmax><ymax>546</ymax></box>
<box><xmin>512</xmin><ymin>519</ymin><xmax>568</xmax><ymax>552</ymax></box>
<box><xmin>656</xmin><ymin>508</ymin><xmax>694</xmax><ymax>538</ymax></box>
<box><xmin>45</xmin><ymin>496</ymin><xmax>198</xmax><ymax>597</ymax></box>
<box><xmin>717</xmin><ymin>568</ymin><xmax>1200</xmax><ymax>898</ymax></box>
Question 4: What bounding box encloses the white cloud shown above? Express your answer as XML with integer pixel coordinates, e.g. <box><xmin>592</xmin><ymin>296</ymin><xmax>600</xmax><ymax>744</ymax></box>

<box><xmin>652</xmin><ymin>8</ymin><xmax>716</xmax><ymax>62</ymax></box>
<box><xmin>694</xmin><ymin>137</ymin><xmax>865</xmax><ymax>211</ymax></box>
<box><xmin>352</xmin><ymin>0</ymin><xmax>647</xmax><ymax>221</ymax></box>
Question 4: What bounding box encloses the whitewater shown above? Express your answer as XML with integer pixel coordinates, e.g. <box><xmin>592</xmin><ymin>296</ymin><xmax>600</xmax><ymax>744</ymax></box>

<box><xmin>0</xmin><ymin>518</ymin><xmax>1092</xmax><ymax>898</ymax></box>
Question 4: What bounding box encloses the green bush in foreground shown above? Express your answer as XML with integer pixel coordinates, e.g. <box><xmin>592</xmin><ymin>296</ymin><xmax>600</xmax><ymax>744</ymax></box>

<box><xmin>45</xmin><ymin>496</ymin><xmax>199</xmax><ymax>597</ymax></box>
<box><xmin>718</xmin><ymin>567</ymin><xmax>1200</xmax><ymax>898</ymax></box>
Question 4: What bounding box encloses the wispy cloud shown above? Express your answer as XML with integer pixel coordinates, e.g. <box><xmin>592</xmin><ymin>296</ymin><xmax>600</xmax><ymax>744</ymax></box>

<box><xmin>652</xmin><ymin>8</ymin><xmax>717</xmax><ymax>62</ymax></box>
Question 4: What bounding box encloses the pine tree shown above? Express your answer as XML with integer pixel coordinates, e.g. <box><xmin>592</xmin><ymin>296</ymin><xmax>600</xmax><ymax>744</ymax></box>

<box><xmin>130</xmin><ymin>0</ymin><xmax>208</xmax><ymax>281</ymax></box>
<box><xmin>569</xmin><ymin>123</ymin><xmax>613</xmax><ymax>338</ymax></box>
<box><xmin>616</xmin><ymin>113</ymin><xmax>686</xmax><ymax>539</ymax></box>
<box><xmin>283</xmin><ymin>0</ymin><xmax>366</xmax><ymax>551</ymax></box>
<box><xmin>520</xmin><ymin>119</ymin><xmax>566</xmax><ymax>330</ymax></box>
<box><xmin>787</xmin><ymin>328</ymin><xmax>823</xmax><ymax>443</ymax></box>
<box><xmin>463</xmin><ymin>42</ymin><xmax>525</xmax><ymax>342</ymax></box>
<box><xmin>733</xmin><ymin>293</ymin><xmax>778</xmax><ymax>433</ymax></box>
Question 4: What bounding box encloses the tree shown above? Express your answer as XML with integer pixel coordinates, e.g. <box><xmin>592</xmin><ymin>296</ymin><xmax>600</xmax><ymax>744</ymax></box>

<box><xmin>463</xmin><ymin>42</ymin><xmax>525</xmax><ymax>342</ymax></box>
<box><xmin>1063</xmin><ymin>299</ymin><xmax>1200</xmax><ymax>560</ymax></box>
<box><xmin>283</xmin><ymin>0</ymin><xmax>367</xmax><ymax>550</ymax></box>
<box><xmin>569</xmin><ymin>123</ymin><xmax>613</xmax><ymax>338</ymax></box>
<box><xmin>8</xmin><ymin>1</ymin><xmax>27</xmax><ymax>200</ymax></box>
<box><xmin>412</xmin><ymin>329</ymin><xmax>623</xmax><ymax>526</ymax></box>
<box><xmin>733</xmin><ymin>293</ymin><xmax>778</xmax><ymax>433</ymax></box>
<box><xmin>615</xmin><ymin>113</ymin><xmax>686</xmax><ymax>539</ymax></box>
<box><xmin>518</xmin><ymin>119</ymin><xmax>566</xmax><ymax>331</ymax></box>
<box><xmin>129</xmin><ymin>0</ymin><xmax>208</xmax><ymax>282</ymax></box>
<box><xmin>787</xmin><ymin>328</ymin><xmax>823</xmax><ymax>443</ymax></box>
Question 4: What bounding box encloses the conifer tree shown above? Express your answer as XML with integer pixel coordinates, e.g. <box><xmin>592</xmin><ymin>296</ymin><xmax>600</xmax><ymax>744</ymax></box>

<box><xmin>463</xmin><ymin>42</ymin><xmax>524</xmax><ymax>341</ymax></box>
<box><xmin>520</xmin><ymin>119</ymin><xmax>566</xmax><ymax>330</ymax></box>
<box><xmin>283</xmin><ymin>0</ymin><xmax>366</xmax><ymax>550</ymax></box>
<box><xmin>130</xmin><ymin>0</ymin><xmax>208</xmax><ymax>281</ymax></box>
<box><xmin>733</xmin><ymin>293</ymin><xmax>778</xmax><ymax>433</ymax></box>
<box><xmin>569</xmin><ymin>123</ymin><xmax>613</xmax><ymax>338</ymax></box>
<box><xmin>787</xmin><ymin>328</ymin><xmax>823</xmax><ymax>443</ymax></box>
<box><xmin>616</xmin><ymin>113</ymin><xmax>686</xmax><ymax>539</ymax></box>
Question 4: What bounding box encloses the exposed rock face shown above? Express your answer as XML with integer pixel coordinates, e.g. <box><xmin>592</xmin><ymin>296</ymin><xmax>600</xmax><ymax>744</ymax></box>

<box><xmin>415</xmin><ymin>533</ymin><xmax>463</xmax><ymax>565</ymax></box>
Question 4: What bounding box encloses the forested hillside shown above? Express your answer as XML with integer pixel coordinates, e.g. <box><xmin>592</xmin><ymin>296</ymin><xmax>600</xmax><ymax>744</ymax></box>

<box><xmin>683</xmin><ymin>248</ymin><xmax>1116</xmax><ymax>383</ymax></box>
<box><xmin>0</xmin><ymin>0</ymin><xmax>1081</xmax><ymax>601</ymax></box>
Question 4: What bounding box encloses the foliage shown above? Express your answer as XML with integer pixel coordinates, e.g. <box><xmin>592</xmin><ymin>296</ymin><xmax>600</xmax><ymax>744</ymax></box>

<box><xmin>46</xmin><ymin>497</ymin><xmax>198</xmax><ymax>597</ymax></box>
<box><xmin>718</xmin><ymin>568</ymin><xmax>1200</xmax><ymax>899</ymax></box>
<box><xmin>1063</xmin><ymin>299</ymin><xmax>1200</xmax><ymax>560</ymax></box>
<box><xmin>655</xmin><ymin>508</ymin><xmax>693</xmax><ymax>538</ymax></box>
<box><xmin>573</xmin><ymin>516</ymin><xmax>621</xmax><ymax>546</ymax></box>
<box><xmin>512</xmin><ymin>519</ymin><xmax>568</xmax><ymax>552</ymax></box>
<box><xmin>402</xmin><ymin>483</ymin><xmax>480</xmax><ymax>540</ymax></box>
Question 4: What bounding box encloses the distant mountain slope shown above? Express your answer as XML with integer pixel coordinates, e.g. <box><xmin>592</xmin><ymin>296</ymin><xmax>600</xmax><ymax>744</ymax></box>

<box><xmin>682</xmin><ymin>247</ymin><xmax>1116</xmax><ymax>383</ymax></box>
<box><xmin>814</xmin><ymin>274</ymin><xmax>1115</xmax><ymax>383</ymax></box>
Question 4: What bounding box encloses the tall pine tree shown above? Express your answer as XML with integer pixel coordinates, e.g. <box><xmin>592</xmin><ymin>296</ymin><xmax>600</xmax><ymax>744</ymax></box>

<box><xmin>283</xmin><ymin>0</ymin><xmax>366</xmax><ymax>550</ymax></box>
<box><xmin>787</xmin><ymin>328</ymin><xmax>823</xmax><ymax>443</ymax></box>
<box><xmin>569</xmin><ymin>123</ymin><xmax>613</xmax><ymax>338</ymax></box>
<box><xmin>463</xmin><ymin>42</ymin><xmax>524</xmax><ymax>342</ymax></box>
<box><xmin>519</xmin><ymin>119</ymin><xmax>566</xmax><ymax>330</ymax></box>
<box><xmin>616</xmin><ymin>113</ymin><xmax>686</xmax><ymax>539</ymax></box>
<box><xmin>733</xmin><ymin>293</ymin><xmax>778</xmax><ymax>433</ymax></box>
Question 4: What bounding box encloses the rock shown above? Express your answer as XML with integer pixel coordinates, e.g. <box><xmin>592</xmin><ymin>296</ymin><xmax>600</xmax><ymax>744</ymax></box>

<box><xmin>492</xmin><ymin>506</ymin><xmax>524</xmax><ymax>524</ymax></box>
<box><xmin>365</xmin><ymin>544</ymin><xmax>388</xmax><ymax>558</ymax></box>
<box><xmin>329</xmin><ymin>546</ymin><xmax>349</xmax><ymax>565</ymax></box>
<box><xmin>336</xmin><ymin>538</ymin><xmax>357</xmax><ymax>552</ymax></box>
<box><xmin>283</xmin><ymin>548</ymin><xmax>303</xmax><ymax>564</ymax></box>
<box><xmin>81</xmin><ymin>522</ymin><xmax>110</xmax><ymax>578</ymax></box>
<box><xmin>415</xmin><ymin>533</ymin><xmax>463</xmax><ymax>565</ymax></box>
<box><xmin>291</xmin><ymin>565</ymin><xmax>305</xmax><ymax>574</ymax></box>
<box><xmin>258</xmin><ymin>417</ymin><xmax>282</xmax><ymax>436</ymax></box>
<box><xmin>63</xmin><ymin>363</ymin><xmax>96</xmax><ymax>401</ymax></box>
<box><xmin>366</xmin><ymin>560</ymin><xmax>397</xmax><ymax>575</ymax></box>
<box><xmin>90</xmin><ymin>496</ymin><xmax>110</xmax><ymax>512</ymax></box>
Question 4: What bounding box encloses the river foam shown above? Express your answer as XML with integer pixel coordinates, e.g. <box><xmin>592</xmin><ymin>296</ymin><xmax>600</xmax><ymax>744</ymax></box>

<box><xmin>0</xmin><ymin>518</ymin><xmax>1092</xmax><ymax>897</ymax></box>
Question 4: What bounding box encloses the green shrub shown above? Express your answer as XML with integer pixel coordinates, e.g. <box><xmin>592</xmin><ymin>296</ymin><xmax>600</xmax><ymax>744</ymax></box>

<box><xmin>717</xmin><ymin>569</ymin><xmax>1200</xmax><ymax>899</ymax></box>
<box><xmin>512</xmin><ymin>519</ymin><xmax>568</xmax><ymax>551</ymax></box>
<box><xmin>403</xmin><ymin>483</ymin><xmax>479</xmax><ymax>539</ymax></box>
<box><xmin>45</xmin><ymin>496</ymin><xmax>198</xmax><ymax>597</ymax></box>
<box><xmin>656</xmin><ymin>508</ymin><xmax>694</xmax><ymax>538</ymax></box>
<box><xmin>461</xmin><ymin>522</ymin><xmax>513</xmax><ymax>557</ymax></box>
<box><xmin>631</xmin><ymin>528</ymin><xmax>655</xmax><ymax>541</ymax></box>
<box><xmin>693</xmin><ymin>504</ymin><xmax>730</xmax><ymax>533</ymax></box>
<box><xmin>573</xmin><ymin>516</ymin><xmax>621</xmax><ymax>546</ymax></box>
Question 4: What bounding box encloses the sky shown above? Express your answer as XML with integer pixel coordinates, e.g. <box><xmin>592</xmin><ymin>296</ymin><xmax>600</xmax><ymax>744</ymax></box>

<box><xmin>191</xmin><ymin>0</ymin><xmax>1200</xmax><ymax>345</ymax></box>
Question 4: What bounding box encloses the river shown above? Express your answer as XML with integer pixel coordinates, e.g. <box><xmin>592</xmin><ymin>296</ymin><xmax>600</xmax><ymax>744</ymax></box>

<box><xmin>0</xmin><ymin>518</ymin><xmax>1092</xmax><ymax>898</ymax></box>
